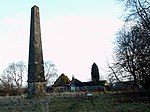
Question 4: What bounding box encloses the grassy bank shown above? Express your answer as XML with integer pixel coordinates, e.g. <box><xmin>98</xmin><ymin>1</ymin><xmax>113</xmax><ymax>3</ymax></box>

<box><xmin>0</xmin><ymin>92</ymin><xmax>150</xmax><ymax>112</ymax></box>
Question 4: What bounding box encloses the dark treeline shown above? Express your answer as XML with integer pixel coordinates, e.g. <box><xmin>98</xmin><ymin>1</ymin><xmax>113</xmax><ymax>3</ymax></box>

<box><xmin>108</xmin><ymin>0</ymin><xmax>150</xmax><ymax>91</ymax></box>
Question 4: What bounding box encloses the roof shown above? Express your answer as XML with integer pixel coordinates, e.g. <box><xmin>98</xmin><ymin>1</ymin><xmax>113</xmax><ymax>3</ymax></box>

<box><xmin>69</xmin><ymin>78</ymin><xmax>82</xmax><ymax>86</ymax></box>
<box><xmin>69</xmin><ymin>80</ymin><xmax>107</xmax><ymax>87</ymax></box>
<box><xmin>52</xmin><ymin>74</ymin><xmax>108</xmax><ymax>87</ymax></box>
<box><xmin>81</xmin><ymin>80</ymin><xmax>107</xmax><ymax>86</ymax></box>
<box><xmin>52</xmin><ymin>74</ymin><xmax>70</xmax><ymax>87</ymax></box>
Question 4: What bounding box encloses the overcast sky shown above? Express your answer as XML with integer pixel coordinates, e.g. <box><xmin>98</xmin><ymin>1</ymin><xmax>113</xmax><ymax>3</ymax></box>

<box><xmin>0</xmin><ymin>0</ymin><xmax>123</xmax><ymax>82</ymax></box>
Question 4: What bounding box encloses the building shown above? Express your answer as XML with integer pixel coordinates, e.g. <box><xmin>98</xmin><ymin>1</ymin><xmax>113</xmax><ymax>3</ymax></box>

<box><xmin>69</xmin><ymin>76</ymin><xmax>82</xmax><ymax>91</ymax></box>
<box><xmin>69</xmin><ymin>78</ymin><xmax>109</xmax><ymax>92</ymax></box>
<box><xmin>52</xmin><ymin>75</ymin><xmax>110</xmax><ymax>92</ymax></box>
<box><xmin>52</xmin><ymin>73</ymin><xmax>70</xmax><ymax>92</ymax></box>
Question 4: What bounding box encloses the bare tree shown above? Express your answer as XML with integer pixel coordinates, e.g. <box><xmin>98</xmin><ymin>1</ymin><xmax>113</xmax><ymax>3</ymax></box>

<box><xmin>44</xmin><ymin>61</ymin><xmax>58</xmax><ymax>86</ymax></box>
<box><xmin>0</xmin><ymin>68</ymin><xmax>14</xmax><ymax>95</ymax></box>
<box><xmin>118</xmin><ymin>0</ymin><xmax>150</xmax><ymax>30</ymax></box>
<box><xmin>110</xmin><ymin>24</ymin><xmax>150</xmax><ymax>89</ymax></box>
<box><xmin>107</xmin><ymin>0</ymin><xmax>150</xmax><ymax>89</ymax></box>
<box><xmin>0</xmin><ymin>61</ymin><xmax>27</xmax><ymax>95</ymax></box>
<box><xmin>14</xmin><ymin>61</ymin><xmax>27</xmax><ymax>94</ymax></box>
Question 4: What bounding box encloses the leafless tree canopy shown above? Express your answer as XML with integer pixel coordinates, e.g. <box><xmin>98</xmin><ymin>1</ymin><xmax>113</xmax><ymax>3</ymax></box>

<box><xmin>0</xmin><ymin>61</ymin><xmax>27</xmax><ymax>95</ymax></box>
<box><xmin>108</xmin><ymin>0</ymin><xmax>150</xmax><ymax>89</ymax></box>
<box><xmin>44</xmin><ymin>61</ymin><xmax>58</xmax><ymax>86</ymax></box>
<box><xmin>113</xmin><ymin>24</ymin><xmax>150</xmax><ymax>84</ymax></box>
<box><xmin>119</xmin><ymin>0</ymin><xmax>150</xmax><ymax>30</ymax></box>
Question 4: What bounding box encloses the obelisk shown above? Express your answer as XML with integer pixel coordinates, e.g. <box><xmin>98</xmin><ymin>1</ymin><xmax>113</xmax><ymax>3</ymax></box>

<box><xmin>27</xmin><ymin>5</ymin><xmax>46</xmax><ymax>98</ymax></box>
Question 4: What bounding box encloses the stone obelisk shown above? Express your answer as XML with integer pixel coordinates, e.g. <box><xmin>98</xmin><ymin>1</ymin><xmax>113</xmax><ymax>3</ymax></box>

<box><xmin>27</xmin><ymin>5</ymin><xmax>46</xmax><ymax>98</ymax></box>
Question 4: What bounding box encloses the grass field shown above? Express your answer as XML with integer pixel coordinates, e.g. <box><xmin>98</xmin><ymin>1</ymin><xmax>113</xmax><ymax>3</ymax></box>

<box><xmin>0</xmin><ymin>92</ymin><xmax>150</xmax><ymax>112</ymax></box>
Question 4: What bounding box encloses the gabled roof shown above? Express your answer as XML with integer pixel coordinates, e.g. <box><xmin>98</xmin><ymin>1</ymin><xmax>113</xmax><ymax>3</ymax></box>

<box><xmin>69</xmin><ymin>78</ymin><xmax>82</xmax><ymax>86</ymax></box>
<box><xmin>52</xmin><ymin>73</ymin><xmax>70</xmax><ymax>87</ymax></box>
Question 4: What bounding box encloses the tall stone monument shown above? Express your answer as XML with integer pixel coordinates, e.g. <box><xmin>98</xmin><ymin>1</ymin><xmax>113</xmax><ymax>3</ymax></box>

<box><xmin>27</xmin><ymin>5</ymin><xmax>46</xmax><ymax>98</ymax></box>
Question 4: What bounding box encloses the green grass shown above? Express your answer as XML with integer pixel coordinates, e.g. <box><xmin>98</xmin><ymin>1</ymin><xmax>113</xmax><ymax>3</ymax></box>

<box><xmin>0</xmin><ymin>92</ymin><xmax>150</xmax><ymax>112</ymax></box>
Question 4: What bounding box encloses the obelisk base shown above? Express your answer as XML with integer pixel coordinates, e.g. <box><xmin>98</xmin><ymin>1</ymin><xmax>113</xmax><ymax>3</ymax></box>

<box><xmin>34</xmin><ymin>81</ymin><xmax>46</xmax><ymax>97</ymax></box>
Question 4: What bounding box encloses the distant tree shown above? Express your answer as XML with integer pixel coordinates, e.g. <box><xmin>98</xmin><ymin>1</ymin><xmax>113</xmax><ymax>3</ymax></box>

<box><xmin>0</xmin><ymin>68</ymin><xmax>14</xmax><ymax>95</ymax></box>
<box><xmin>0</xmin><ymin>61</ymin><xmax>27</xmax><ymax>95</ymax></box>
<box><xmin>13</xmin><ymin>61</ymin><xmax>27</xmax><ymax>94</ymax></box>
<box><xmin>44</xmin><ymin>61</ymin><xmax>58</xmax><ymax>86</ymax></box>
<box><xmin>91</xmin><ymin>63</ymin><xmax>100</xmax><ymax>82</ymax></box>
